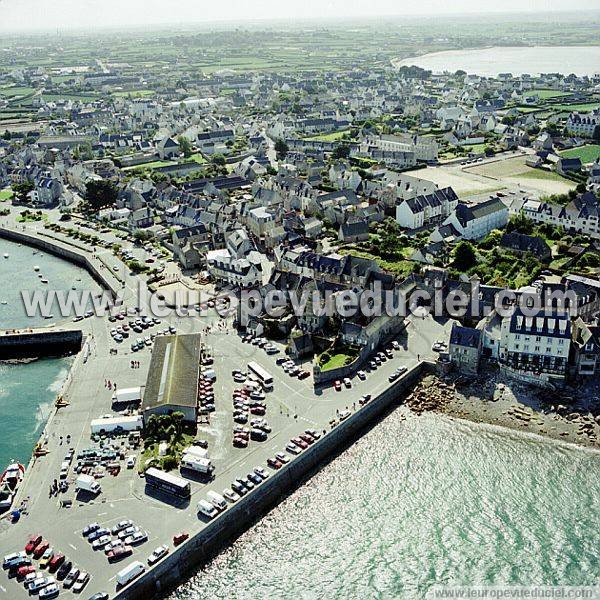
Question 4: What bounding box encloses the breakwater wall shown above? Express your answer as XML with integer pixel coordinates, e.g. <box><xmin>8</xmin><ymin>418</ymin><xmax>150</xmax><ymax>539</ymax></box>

<box><xmin>116</xmin><ymin>361</ymin><xmax>431</xmax><ymax>599</ymax></box>
<box><xmin>0</xmin><ymin>329</ymin><xmax>82</xmax><ymax>359</ymax></box>
<box><xmin>0</xmin><ymin>226</ymin><xmax>119</xmax><ymax>298</ymax></box>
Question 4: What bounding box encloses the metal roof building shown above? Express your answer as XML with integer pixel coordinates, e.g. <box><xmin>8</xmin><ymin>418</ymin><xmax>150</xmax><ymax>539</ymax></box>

<box><xmin>142</xmin><ymin>333</ymin><xmax>201</xmax><ymax>424</ymax></box>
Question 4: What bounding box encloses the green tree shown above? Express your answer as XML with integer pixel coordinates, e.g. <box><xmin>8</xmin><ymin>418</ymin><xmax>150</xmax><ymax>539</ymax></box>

<box><xmin>453</xmin><ymin>241</ymin><xmax>477</xmax><ymax>271</ymax></box>
<box><xmin>12</xmin><ymin>181</ymin><xmax>34</xmax><ymax>202</ymax></box>
<box><xmin>85</xmin><ymin>179</ymin><xmax>118</xmax><ymax>211</ymax></box>
<box><xmin>332</xmin><ymin>145</ymin><xmax>350</xmax><ymax>159</ymax></box>
<box><xmin>211</xmin><ymin>153</ymin><xmax>226</xmax><ymax>166</ymax></box>
<box><xmin>274</xmin><ymin>139</ymin><xmax>289</xmax><ymax>159</ymax></box>
<box><xmin>177</xmin><ymin>135</ymin><xmax>193</xmax><ymax>158</ymax></box>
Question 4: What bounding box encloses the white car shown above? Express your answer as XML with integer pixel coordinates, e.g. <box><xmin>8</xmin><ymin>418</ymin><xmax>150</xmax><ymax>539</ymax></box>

<box><xmin>275</xmin><ymin>452</ymin><xmax>290</xmax><ymax>463</ymax></box>
<box><xmin>72</xmin><ymin>571</ymin><xmax>89</xmax><ymax>593</ymax></box>
<box><xmin>92</xmin><ymin>535</ymin><xmax>111</xmax><ymax>550</ymax></box>
<box><xmin>28</xmin><ymin>576</ymin><xmax>55</xmax><ymax>593</ymax></box>
<box><xmin>147</xmin><ymin>545</ymin><xmax>169</xmax><ymax>565</ymax></box>
<box><xmin>125</xmin><ymin>530</ymin><xmax>148</xmax><ymax>546</ymax></box>
<box><xmin>286</xmin><ymin>442</ymin><xmax>301</xmax><ymax>455</ymax></box>
<box><xmin>223</xmin><ymin>489</ymin><xmax>240</xmax><ymax>503</ymax></box>
<box><xmin>357</xmin><ymin>370</ymin><xmax>367</xmax><ymax>380</ymax></box>
<box><xmin>39</xmin><ymin>583</ymin><xmax>59</xmax><ymax>599</ymax></box>
<box><xmin>118</xmin><ymin>526</ymin><xmax>138</xmax><ymax>541</ymax></box>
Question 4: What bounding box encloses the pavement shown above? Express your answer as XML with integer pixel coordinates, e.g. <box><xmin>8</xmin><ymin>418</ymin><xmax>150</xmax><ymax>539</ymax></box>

<box><xmin>0</xmin><ymin>292</ymin><xmax>453</xmax><ymax>598</ymax></box>
<box><xmin>0</xmin><ymin>199</ymin><xmax>456</xmax><ymax>599</ymax></box>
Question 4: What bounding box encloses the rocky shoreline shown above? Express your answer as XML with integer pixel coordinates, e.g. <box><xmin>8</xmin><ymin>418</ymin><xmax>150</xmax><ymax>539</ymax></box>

<box><xmin>405</xmin><ymin>373</ymin><xmax>600</xmax><ymax>449</ymax></box>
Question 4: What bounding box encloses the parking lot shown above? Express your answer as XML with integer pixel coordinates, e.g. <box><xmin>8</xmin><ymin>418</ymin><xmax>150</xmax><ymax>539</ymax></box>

<box><xmin>0</xmin><ymin>310</ymin><xmax>453</xmax><ymax>598</ymax></box>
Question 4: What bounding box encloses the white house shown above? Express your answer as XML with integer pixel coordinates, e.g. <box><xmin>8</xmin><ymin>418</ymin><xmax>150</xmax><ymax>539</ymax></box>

<box><xmin>442</xmin><ymin>197</ymin><xmax>508</xmax><ymax>240</ymax></box>
<box><xmin>395</xmin><ymin>187</ymin><xmax>458</xmax><ymax>230</ymax></box>
<box><xmin>499</xmin><ymin>308</ymin><xmax>571</xmax><ymax>384</ymax></box>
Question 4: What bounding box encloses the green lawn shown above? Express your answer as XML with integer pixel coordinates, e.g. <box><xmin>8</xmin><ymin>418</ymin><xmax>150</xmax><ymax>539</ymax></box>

<box><xmin>551</xmin><ymin>102</ymin><xmax>600</xmax><ymax>112</ymax></box>
<box><xmin>529</xmin><ymin>89</ymin><xmax>571</xmax><ymax>99</ymax></box>
<box><xmin>0</xmin><ymin>190</ymin><xmax>14</xmax><ymax>201</ymax></box>
<box><xmin>111</xmin><ymin>90</ymin><xmax>156</xmax><ymax>98</ymax></box>
<box><xmin>559</xmin><ymin>145</ymin><xmax>600</xmax><ymax>164</ymax></box>
<box><xmin>187</xmin><ymin>153</ymin><xmax>207</xmax><ymax>165</ymax></box>
<box><xmin>519</xmin><ymin>168</ymin><xmax>572</xmax><ymax>183</ymax></box>
<box><xmin>321</xmin><ymin>353</ymin><xmax>354</xmax><ymax>371</ymax></box>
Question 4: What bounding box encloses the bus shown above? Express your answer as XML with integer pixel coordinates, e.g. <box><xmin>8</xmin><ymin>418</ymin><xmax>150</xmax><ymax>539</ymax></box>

<box><xmin>247</xmin><ymin>361</ymin><xmax>273</xmax><ymax>391</ymax></box>
<box><xmin>145</xmin><ymin>467</ymin><xmax>190</xmax><ymax>499</ymax></box>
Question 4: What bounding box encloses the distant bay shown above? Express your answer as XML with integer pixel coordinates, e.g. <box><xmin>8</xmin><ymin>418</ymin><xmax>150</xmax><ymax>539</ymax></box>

<box><xmin>395</xmin><ymin>46</ymin><xmax>600</xmax><ymax>77</ymax></box>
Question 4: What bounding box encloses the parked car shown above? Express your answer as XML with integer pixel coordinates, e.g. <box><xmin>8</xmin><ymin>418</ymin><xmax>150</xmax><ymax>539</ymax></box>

<box><xmin>48</xmin><ymin>553</ymin><xmax>65</xmax><ymax>572</ymax></box>
<box><xmin>92</xmin><ymin>536</ymin><xmax>111</xmax><ymax>550</ymax></box>
<box><xmin>63</xmin><ymin>567</ymin><xmax>80</xmax><ymax>589</ymax></box>
<box><xmin>72</xmin><ymin>571</ymin><xmax>90</xmax><ymax>593</ymax></box>
<box><xmin>108</xmin><ymin>545</ymin><xmax>133</xmax><ymax>563</ymax></box>
<box><xmin>112</xmin><ymin>519</ymin><xmax>134</xmax><ymax>535</ymax></box>
<box><xmin>56</xmin><ymin>560</ymin><xmax>72</xmax><ymax>580</ymax></box>
<box><xmin>39</xmin><ymin>583</ymin><xmax>59</xmax><ymax>599</ymax></box>
<box><xmin>25</xmin><ymin>534</ymin><xmax>42</xmax><ymax>554</ymax></box>
<box><xmin>39</xmin><ymin>548</ymin><xmax>54</xmax><ymax>569</ymax></box>
<box><xmin>148</xmin><ymin>545</ymin><xmax>170</xmax><ymax>564</ymax></box>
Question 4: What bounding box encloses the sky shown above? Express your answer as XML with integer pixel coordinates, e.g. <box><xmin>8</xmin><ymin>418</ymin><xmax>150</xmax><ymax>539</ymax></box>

<box><xmin>0</xmin><ymin>0</ymin><xmax>599</xmax><ymax>32</ymax></box>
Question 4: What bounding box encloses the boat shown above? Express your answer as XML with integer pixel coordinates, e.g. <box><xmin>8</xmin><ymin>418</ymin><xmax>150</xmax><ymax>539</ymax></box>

<box><xmin>3</xmin><ymin>253</ymin><xmax>8</xmax><ymax>259</ymax></box>
<box><xmin>0</xmin><ymin>301</ymin><xmax>7</xmax><ymax>305</ymax></box>
<box><xmin>44</xmin><ymin>314</ymin><xmax>54</xmax><ymax>320</ymax></box>
<box><xmin>0</xmin><ymin>463</ymin><xmax>25</xmax><ymax>512</ymax></box>
<box><xmin>41</xmin><ymin>278</ymin><xmax>48</xmax><ymax>284</ymax></box>
<box><xmin>34</xmin><ymin>265</ymin><xmax>40</xmax><ymax>272</ymax></box>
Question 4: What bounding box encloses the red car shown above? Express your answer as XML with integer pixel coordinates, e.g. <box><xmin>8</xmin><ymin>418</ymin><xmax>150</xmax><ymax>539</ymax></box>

<box><xmin>173</xmin><ymin>532</ymin><xmax>189</xmax><ymax>546</ymax></box>
<box><xmin>292</xmin><ymin>437</ymin><xmax>309</xmax><ymax>449</ymax></box>
<box><xmin>334</xmin><ymin>380</ymin><xmax>342</xmax><ymax>391</ymax></box>
<box><xmin>48</xmin><ymin>552</ymin><xmax>65</xmax><ymax>572</ymax></box>
<box><xmin>33</xmin><ymin>540</ymin><xmax>49</xmax><ymax>559</ymax></box>
<box><xmin>250</xmin><ymin>407</ymin><xmax>266</xmax><ymax>416</ymax></box>
<box><xmin>107</xmin><ymin>545</ymin><xmax>132</xmax><ymax>563</ymax></box>
<box><xmin>299</xmin><ymin>434</ymin><xmax>314</xmax><ymax>445</ymax></box>
<box><xmin>25</xmin><ymin>534</ymin><xmax>42</xmax><ymax>554</ymax></box>
<box><xmin>17</xmin><ymin>565</ymin><xmax>36</xmax><ymax>578</ymax></box>
<box><xmin>267</xmin><ymin>457</ymin><xmax>282</xmax><ymax>470</ymax></box>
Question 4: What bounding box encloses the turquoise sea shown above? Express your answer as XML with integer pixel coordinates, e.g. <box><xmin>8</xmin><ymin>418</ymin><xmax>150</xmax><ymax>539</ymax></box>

<box><xmin>167</xmin><ymin>412</ymin><xmax>600</xmax><ymax>599</ymax></box>
<box><xmin>0</xmin><ymin>237</ymin><xmax>96</xmax><ymax>467</ymax></box>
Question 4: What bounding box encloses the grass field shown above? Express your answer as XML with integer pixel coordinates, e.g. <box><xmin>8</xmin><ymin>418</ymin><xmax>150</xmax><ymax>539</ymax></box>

<box><xmin>559</xmin><ymin>145</ymin><xmax>600</xmax><ymax>164</ymax></box>
<box><xmin>518</xmin><ymin>168</ymin><xmax>571</xmax><ymax>183</ymax></box>
<box><xmin>551</xmin><ymin>102</ymin><xmax>600</xmax><ymax>112</ymax></box>
<box><xmin>0</xmin><ymin>190</ymin><xmax>14</xmax><ymax>201</ymax></box>
<box><xmin>529</xmin><ymin>89</ymin><xmax>571</xmax><ymax>99</ymax></box>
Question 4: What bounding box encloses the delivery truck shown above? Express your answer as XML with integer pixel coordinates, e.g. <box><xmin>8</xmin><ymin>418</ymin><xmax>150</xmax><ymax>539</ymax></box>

<box><xmin>111</xmin><ymin>387</ymin><xmax>143</xmax><ymax>405</ymax></box>
<box><xmin>75</xmin><ymin>474</ymin><xmax>101</xmax><ymax>495</ymax></box>
<box><xmin>90</xmin><ymin>415</ymin><xmax>143</xmax><ymax>435</ymax></box>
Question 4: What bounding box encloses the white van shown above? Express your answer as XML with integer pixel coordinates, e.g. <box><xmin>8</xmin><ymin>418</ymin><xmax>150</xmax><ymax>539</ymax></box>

<box><xmin>116</xmin><ymin>561</ymin><xmax>145</xmax><ymax>587</ymax></box>
<box><xmin>196</xmin><ymin>499</ymin><xmax>218</xmax><ymax>519</ymax></box>
<box><xmin>207</xmin><ymin>490</ymin><xmax>227</xmax><ymax>511</ymax></box>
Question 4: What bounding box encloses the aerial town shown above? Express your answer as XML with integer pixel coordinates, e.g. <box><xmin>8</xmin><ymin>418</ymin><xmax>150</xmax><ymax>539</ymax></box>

<box><xmin>0</xmin><ymin>16</ymin><xmax>599</xmax><ymax>600</ymax></box>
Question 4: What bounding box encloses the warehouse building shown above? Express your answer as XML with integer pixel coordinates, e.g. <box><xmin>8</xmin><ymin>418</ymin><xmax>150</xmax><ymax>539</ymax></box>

<box><xmin>142</xmin><ymin>333</ymin><xmax>201</xmax><ymax>424</ymax></box>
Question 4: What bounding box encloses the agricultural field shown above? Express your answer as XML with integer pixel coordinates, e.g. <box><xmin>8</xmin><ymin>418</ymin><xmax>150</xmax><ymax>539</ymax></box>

<box><xmin>559</xmin><ymin>145</ymin><xmax>600</xmax><ymax>164</ymax></box>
